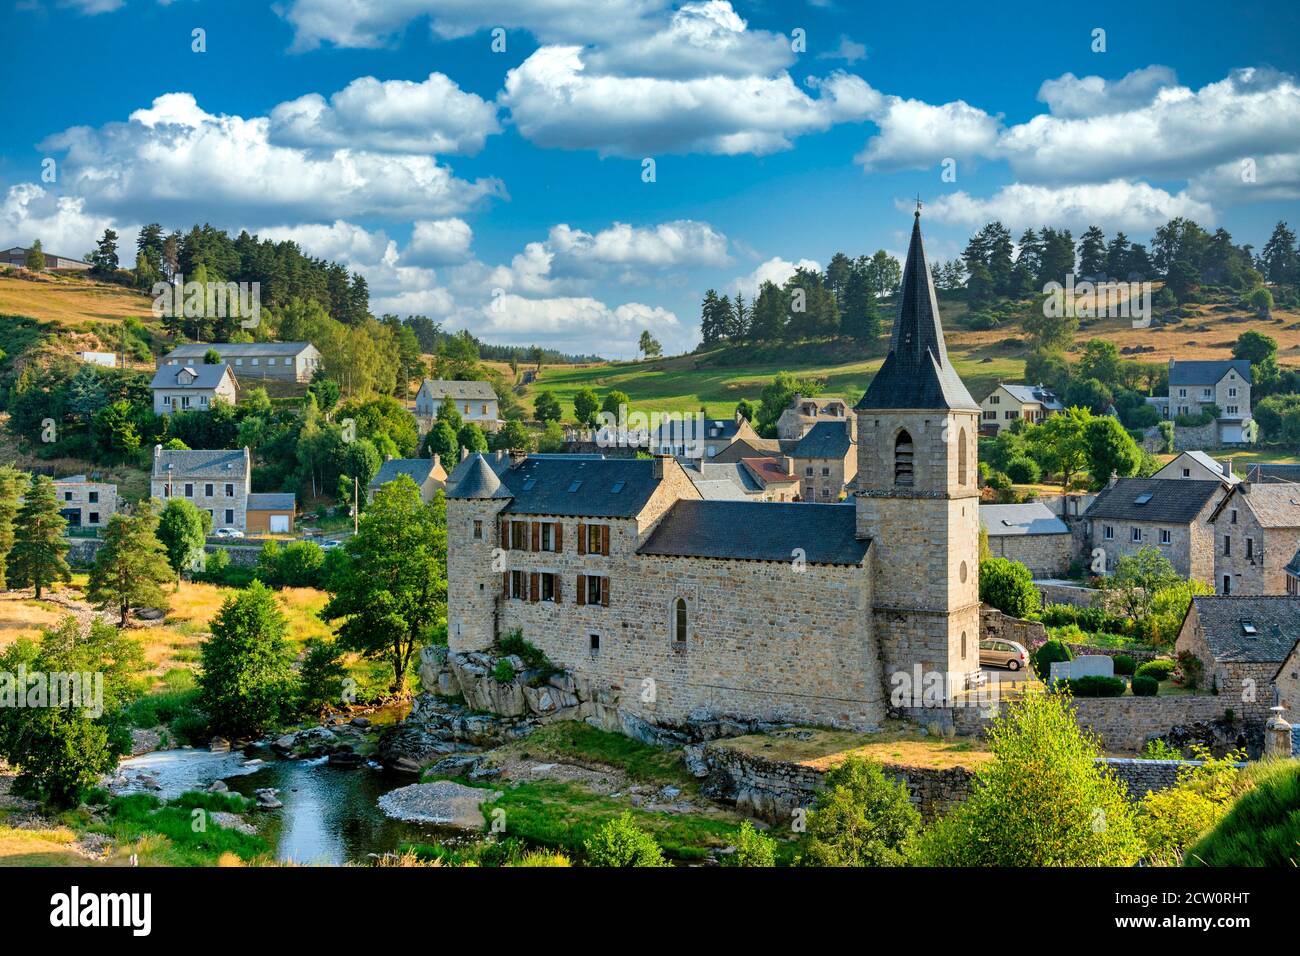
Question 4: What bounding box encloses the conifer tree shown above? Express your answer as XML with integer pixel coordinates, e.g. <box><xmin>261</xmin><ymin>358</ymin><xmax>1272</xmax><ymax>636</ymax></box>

<box><xmin>87</xmin><ymin>505</ymin><xmax>172</xmax><ymax>625</ymax></box>
<box><xmin>9</xmin><ymin>475</ymin><xmax>71</xmax><ymax>599</ymax></box>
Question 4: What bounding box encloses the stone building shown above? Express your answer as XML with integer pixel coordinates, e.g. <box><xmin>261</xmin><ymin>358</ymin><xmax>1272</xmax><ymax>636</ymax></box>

<box><xmin>151</xmin><ymin>445</ymin><xmax>251</xmax><ymax>532</ymax></box>
<box><xmin>775</xmin><ymin>396</ymin><xmax>852</xmax><ymax>441</ymax></box>
<box><xmin>1148</xmin><ymin>359</ymin><xmax>1253</xmax><ymax>443</ymax></box>
<box><xmin>1152</xmin><ymin>449</ymin><xmax>1239</xmax><ymax>485</ymax></box>
<box><xmin>789</xmin><ymin>420</ymin><xmax>856</xmax><ymax>502</ymax></box>
<box><xmin>650</xmin><ymin>412</ymin><xmax>759</xmax><ymax>460</ymax></box>
<box><xmin>1085</xmin><ymin>477</ymin><xmax>1224</xmax><ymax>584</ymax></box>
<box><xmin>1176</xmin><ymin>595</ymin><xmax>1300</xmax><ymax>722</ymax></box>
<box><xmin>978</xmin><ymin>383</ymin><xmax>1063</xmax><ymax>435</ymax></box>
<box><xmin>160</xmin><ymin>342</ymin><xmax>321</xmax><ymax>383</ymax></box>
<box><xmin>738</xmin><ymin>456</ymin><xmax>800</xmax><ymax>501</ymax></box>
<box><xmin>53</xmin><ymin>476</ymin><xmax>118</xmax><ymax>530</ymax></box>
<box><xmin>415</xmin><ymin>380</ymin><xmax>500</xmax><ymax>433</ymax></box>
<box><xmin>444</xmin><ymin>210</ymin><xmax>981</xmax><ymax>733</ymax></box>
<box><xmin>1208</xmin><ymin>481</ymin><xmax>1300</xmax><ymax>595</ymax></box>
<box><xmin>150</xmin><ymin>362</ymin><xmax>238</xmax><ymax>415</ymax></box>
<box><xmin>368</xmin><ymin>455</ymin><xmax>449</xmax><ymax>504</ymax></box>
<box><xmin>980</xmin><ymin>501</ymin><xmax>1075</xmax><ymax>576</ymax></box>
<box><xmin>1275</xmin><ymin>636</ymin><xmax>1300</xmax><ymax>713</ymax></box>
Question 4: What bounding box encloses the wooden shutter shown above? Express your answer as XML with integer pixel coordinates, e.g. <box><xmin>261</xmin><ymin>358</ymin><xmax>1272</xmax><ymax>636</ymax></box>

<box><xmin>554</xmin><ymin>522</ymin><xmax>563</xmax><ymax>552</ymax></box>
<box><xmin>577</xmin><ymin>522</ymin><xmax>586</xmax><ymax>554</ymax></box>
<box><xmin>531</xmin><ymin>521</ymin><xmax>540</xmax><ymax>551</ymax></box>
<box><xmin>601</xmin><ymin>524</ymin><xmax>610</xmax><ymax>556</ymax></box>
<box><xmin>601</xmin><ymin>576</ymin><xmax>610</xmax><ymax>607</ymax></box>
<box><xmin>529</xmin><ymin>572</ymin><xmax>539</xmax><ymax>602</ymax></box>
<box><xmin>554</xmin><ymin>575</ymin><xmax>562</xmax><ymax>604</ymax></box>
<box><xmin>502</xmin><ymin>571</ymin><xmax>510</xmax><ymax>597</ymax></box>
<box><xmin>576</xmin><ymin>574</ymin><xmax>586</xmax><ymax>605</ymax></box>
<box><xmin>500</xmin><ymin>521</ymin><xmax>509</xmax><ymax>550</ymax></box>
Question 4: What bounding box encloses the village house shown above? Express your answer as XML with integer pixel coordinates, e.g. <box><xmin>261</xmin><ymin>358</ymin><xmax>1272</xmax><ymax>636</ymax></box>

<box><xmin>1275</xmin><ymin>632</ymin><xmax>1300</xmax><ymax>713</ymax></box>
<box><xmin>415</xmin><ymin>380</ymin><xmax>500</xmax><ymax>433</ymax></box>
<box><xmin>1152</xmin><ymin>449</ymin><xmax>1240</xmax><ymax>485</ymax></box>
<box><xmin>738</xmin><ymin>456</ymin><xmax>800</xmax><ymax>501</ymax></box>
<box><xmin>1148</xmin><ymin>359</ymin><xmax>1253</xmax><ymax>443</ymax></box>
<box><xmin>1288</xmin><ymin>547</ymin><xmax>1300</xmax><ymax>596</ymax></box>
<box><xmin>980</xmin><ymin>501</ymin><xmax>1075</xmax><ymax>577</ymax></box>
<box><xmin>160</xmin><ymin>342</ymin><xmax>321</xmax><ymax>383</ymax></box>
<box><xmin>0</xmin><ymin>245</ymin><xmax>91</xmax><ymax>271</ymax></box>
<box><xmin>978</xmin><ymin>383</ymin><xmax>1064</xmax><ymax>435</ymax></box>
<box><xmin>649</xmin><ymin>411</ymin><xmax>759</xmax><ymax>460</ymax></box>
<box><xmin>150</xmin><ymin>362</ymin><xmax>238</xmax><ymax>415</ymax></box>
<box><xmin>1247</xmin><ymin>463</ymin><xmax>1300</xmax><ymax>484</ymax></box>
<box><xmin>1209</xmin><ymin>481</ymin><xmax>1300</xmax><ymax>595</ymax></box>
<box><xmin>775</xmin><ymin>396</ymin><xmax>852</xmax><ymax>441</ymax></box>
<box><xmin>1175</xmin><ymin>595</ymin><xmax>1300</xmax><ymax>723</ymax></box>
<box><xmin>149</xmin><ymin>445</ymin><xmax>293</xmax><ymax>533</ymax></box>
<box><xmin>444</xmin><ymin>210</ymin><xmax>982</xmax><ymax>733</ymax></box>
<box><xmin>788</xmin><ymin>419</ymin><xmax>856</xmax><ymax>502</ymax></box>
<box><xmin>681</xmin><ymin>461</ymin><xmax>764</xmax><ymax>500</ymax></box>
<box><xmin>246</xmin><ymin>493</ymin><xmax>297</xmax><ymax>534</ymax></box>
<box><xmin>367</xmin><ymin>455</ymin><xmax>449</xmax><ymax>504</ymax></box>
<box><xmin>1084</xmin><ymin>476</ymin><xmax>1225</xmax><ymax>584</ymax></box>
<box><xmin>707</xmin><ymin>435</ymin><xmax>793</xmax><ymax>464</ymax></box>
<box><xmin>52</xmin><ymin>476</ymin><xmax>118</xmax><ymax>530</ymax></box>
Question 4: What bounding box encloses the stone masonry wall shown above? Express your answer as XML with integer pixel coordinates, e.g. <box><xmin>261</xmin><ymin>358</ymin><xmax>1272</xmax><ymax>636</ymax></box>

<box><xmin>986</xmin><ymin>531</ymin><xmax>1075</xmax><ymax>577</ymax></box>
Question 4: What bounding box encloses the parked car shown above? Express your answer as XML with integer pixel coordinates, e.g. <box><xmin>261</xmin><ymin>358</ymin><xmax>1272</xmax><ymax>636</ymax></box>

<box><xmin>979</xmin><ymin>638</ymin><xmax>1028</xmax><ymax>671</ymax></box>
<box><xmin>320</xmin><ymin>539</ymin><xmax>343</xmax><ymax>551</ymax></box>
<box><xmin>212</xmin><ymin>527</ymin><xmax>245</xmax><ymax>539</ymax></box>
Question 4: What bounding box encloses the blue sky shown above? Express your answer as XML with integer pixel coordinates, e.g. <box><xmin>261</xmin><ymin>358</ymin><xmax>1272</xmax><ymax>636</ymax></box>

<box><xmin>2</xmin><ymin>0</ymin><xmax>1298</xmax><ymax>358</ymax></box>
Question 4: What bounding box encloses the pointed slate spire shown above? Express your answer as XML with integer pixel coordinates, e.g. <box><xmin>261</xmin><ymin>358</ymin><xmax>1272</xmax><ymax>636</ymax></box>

<box><xmin>857</xmin><ymin>209</ymin><xmax>979</xmax><ymax>411</ymax></box>
<box><xmin>449</xmin><ymin>453</ymin><xmax>508</xmax><ymax>499</ymax></box>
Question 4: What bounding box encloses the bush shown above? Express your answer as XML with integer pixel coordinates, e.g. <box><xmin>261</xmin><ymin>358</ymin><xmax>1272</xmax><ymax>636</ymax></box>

<box><xmin>297</xmin><ymin>639</ymin><xmax>347</xmax><ymax>714</ymax></box>
<box><xmin>1112</xmin><ymin>654</ymin><xmax>1136</xmax><ymax>676</ymax></box>
<box><xmin>1004</xmin><ymin>456</ymin><xmax>1041</xmax><ymax>484</ymax></box>
<box><xmin>490</xmin><ymin>659</ymin><xmax>516</xmax><ymax>683</ymax></box>
<box><xmin>800</xmin><ymin>757</ymin><xmax>920</xmax><ymax>867</ymax></box>
<box><xmin>1131</xmin><ymin>675</ymin><xmax>1159</xmax><ymax>697</ymax></box>
<box><xmin>1032</xmin><ymin>638</ymin><xmax>1073</xmax><ymax>681</ymax></box>
<box><xmin>1143</xmin><ymin>738</ymin><xmax>1183</xmax><ymax>760</ymax></box>
<box><xmin>1175</xmin><ymin>650</ymin><xmax>1204</xmax><ymax>689</ymax></box>
<box><xmin>722</xmin><ymin>821</ymin><xmax>777</xmax><ymax>867</ymax></box>
<box><xmin>1136</xmin><ymin>658</ymin><xmax>1177</xmax><ymax>682</ymax></box>
<box><xmin>198</xmin><ymin>581</ymin><xmax>296</xmax><ymax>738</ymax></box>
<box><xmin>1056</xmin><ymin>675</ymin><xmax>1126</xmax><ymax>697</ymax></box>
<box><xmin>257</xmin><ymin>539</ymin><xmax>325</xmax><ymax>588</ymax></box>
<box><xmin>978</xmin><ymin>557</ymin><xmax>1040</xmax><ymax>618</ymax></box>
<box><xmin>1139</xmin><ymin>747</ymin><xmax>1243</xmax><ymax>865</ymax></box>
<box><xmin>1186</xmin><ymin>759</ymin><xmax>1300</xmax><ymax>867</ymax></box>
<box><xmin>497</xmin><ymin>629</ymin><xmax>553</xmax><ymax>672</ymax></box>
<box><xmin>582</xmin><ymin>812</ymin><xmax>669</xmax><ymax>867</ymax></box>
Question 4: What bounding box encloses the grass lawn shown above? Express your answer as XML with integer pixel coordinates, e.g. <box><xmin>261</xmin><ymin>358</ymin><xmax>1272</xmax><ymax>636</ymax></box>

<box><xmin>714</xmin><ymin>721</ymin><xmax>993</xmax><ymax>772</ymax></box>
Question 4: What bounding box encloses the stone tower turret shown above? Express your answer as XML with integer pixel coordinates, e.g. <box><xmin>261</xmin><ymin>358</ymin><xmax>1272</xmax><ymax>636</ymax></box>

<box><xmin>445</xmin><ymin>453</ymin><xmax>512</xmax><ymax>653</ymax></box>
<box><xmin>855</xmin><ymin>209</ymin><xmax>982</xmax><ymax>702</ymax></box>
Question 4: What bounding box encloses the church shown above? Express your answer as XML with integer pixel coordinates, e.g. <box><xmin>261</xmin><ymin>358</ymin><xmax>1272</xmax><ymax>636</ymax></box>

<box><xmin>444</xmin><ymin>211</ymin><xmax>983</xmax><ymax>731</ymax></box>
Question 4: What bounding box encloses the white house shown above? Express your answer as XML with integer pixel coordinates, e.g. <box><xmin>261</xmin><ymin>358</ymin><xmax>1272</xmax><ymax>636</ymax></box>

<box><xmin>150</xmin><ymin>363</ymin><xmax>238</xmax><ymax>415</ymax></box>
<box><xmin>415</xmin><ymin>379</ymin><xmax>500</xmax><ymax>432</ymax></box>
<box><xmin>979</xmin><ymin>383</ymin><xmax>1064</xmax><ymax>434</ymax></box>
<box><xmin>1152</xmin><ymin>450</ymin><xmax>1240</xmax><ymax>485</ymax></box>
<box><xmin>1148</xmin><ymin>359</ymin><xmax>1254</xmax><ymax>443</ymax></box>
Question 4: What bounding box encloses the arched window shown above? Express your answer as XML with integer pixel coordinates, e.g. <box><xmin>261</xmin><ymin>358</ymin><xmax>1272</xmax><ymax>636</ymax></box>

<box><xmin>957</xmin><ymin>428</ymin><xmax>968</xmax><ymax>487</ymax></box>
<box><xmin>673</xmin><ymin>598</ymin><xmax>688</xmax><ymax>644</ymax></box>
<box><xmin>894</xmin><ymin>430</ymin><xmax>914</xmax><ymax>486</ymax></box>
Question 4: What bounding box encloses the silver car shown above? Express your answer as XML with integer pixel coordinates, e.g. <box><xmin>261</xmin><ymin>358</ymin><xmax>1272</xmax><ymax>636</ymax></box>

<box><xmin>979</xmin><ymin>639</ymin><xmax>1028</xmax><ymax>671</ymax></box>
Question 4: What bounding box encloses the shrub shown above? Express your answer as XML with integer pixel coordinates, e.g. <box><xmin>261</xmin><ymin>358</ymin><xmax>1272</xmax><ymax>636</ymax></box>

<box><xmin>497</xmin><ymin>629</ymin><xmax>552</xmax><ymax>672</ymax></box>
<box><xmin>1186</xmin><ymin>759</ymin><xmax>1300</xmax><ymax>867</ymax></box>
<box><xmin>1004</xmin><ymin>456</ymin><xmax>1041</xmax><ymax>484</ymax></box>
<box><xmin>1139</xmin><ymin>747</ymin><xmax>1243</xmax><ymax>865</ymax></box>
<box><xmin>723</xmin><ymin>821</ymin><xmax>777</xmax><ymax>867</ymax></box>
<box><xmin>1175</xmin><ymin>650</ymin><xmax>1204</xmax><ymax>689</ymax></box>
<box><xmin>1056</xmin><ymin>675</ymin><xmax>1126</xmax><ymax>697</ymax></box>
<box><xmin>800</xmin><ymin>757</ymin><xmax>920</xmax><ymax>867</ymax></box>
<box><xmin>490</xmin><ymin>659</ymin><xmax>516</xmax><ymax>683</ymax></box>
<box><xmin>1032</xmin><ymin>638</ymin><xmax>1073</xmax><ymax>681</ymax></box>
<box><xmin>257</xmin><ymin>539</ymin><xmax>325</xmax><ymax>588</ymax></box>
<box><xmin>198</xmin><ymin>581</ymin><xmax>296</xmax><ymax>738</ymax></box>
<box><xmin>1112</xmin><ymin>654</ymin><xmax>1136</xmax><ymax>676</ymax></box>
<box><xmin>912</xmin><ymin>692</ymin><xmax>1143</xmax><ymax>866</ymax></box>
<box><xmin>582</xmin><ymin>812</ymin><xmax>669</xmax><ymax>867</ymax></box>
<box><xmin>1131</xmin><ymin>675</ymin><xmax>1159</xmax><ymax>697</ymax></box>
<box><xmin>978</xmin><ymin>557</ymin><xmax>1041</xmax><ymax>618</ymax></box>
<box><xmin>297</xmin><ymin>639</ymin><xmax>347</xmax><ymax>714</ymax></box>
<box><xmin>1136</xmin><ymin>658</ymin><xmax>1176</xmax><ymax>682</ymax></box>
<box><xmin>1143</xmin><ymin>738</ymin><xmax>1183</xmax><ymax>760</ymax></box>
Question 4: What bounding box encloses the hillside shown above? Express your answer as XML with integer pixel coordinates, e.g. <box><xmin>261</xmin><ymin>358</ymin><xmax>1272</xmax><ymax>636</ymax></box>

<box><xmin>518</xmin><ymin>293</ymin><xmax>1300</xmax><ymax>418</ymax></box>
<box><xmin>0</xmin><ymin>272</ymin><xmax>156</xmax><ymax>329</ymax></box>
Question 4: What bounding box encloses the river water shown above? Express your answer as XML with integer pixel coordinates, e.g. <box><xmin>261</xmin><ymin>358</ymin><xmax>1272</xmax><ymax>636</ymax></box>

<box><xmin>115</xmin><ymin>746</ymin><xmax>474</xmax><ymax>865</ymax></box>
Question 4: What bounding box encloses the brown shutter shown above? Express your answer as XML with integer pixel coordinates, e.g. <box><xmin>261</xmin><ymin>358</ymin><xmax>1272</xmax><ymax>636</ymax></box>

<box><xmin>601</xmin><ymin>524</ymin><xmax>610</xmax><ymax>556</ymax></box>
<box><xmin>577</xmin><ymin>574</ymin><xmax>586</xmax><ymax>605</ymax></box>
<box><xmin>502</xmin><ymin>571</ymin><xmax>510</xmax><ymax>597</ymax></box>
<box><xmin>529</xmin><ymin>572</ymin><xmax>539</xmax><ymax>602</ymax></box>
<box><xmin>601</xmin><ymin>576</ymin><xmax>610</xmax><ymax>607</ymax></box>
<box><xmin>554</xmin><ymin>575</ymin><xmax>562</xmax><ymax>604</ymax></box>
<box><xmin>554</xmin><ymin>522</ymin><xmax>563</xmax><ymax>552</ymax></box>
<box><xmin>500</xmin><ymin>521</ymin><xmax>509</xmax><ymax>550</ymax></box>
<box><xmin>577</xmin><ymin>522</ymin><xmax>586</xmax><ymax>555</ymax></box>
<box><xmin>531</xmin><ymin>521</ymin><xmax>540</xmax><ymax>551</ymax></box>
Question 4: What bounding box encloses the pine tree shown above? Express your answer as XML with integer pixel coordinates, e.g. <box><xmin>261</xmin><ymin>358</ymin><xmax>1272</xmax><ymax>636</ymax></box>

<box><xmin>9</xmin><ymin>475</ymin><xmax>71</xmax><ymax>599</ymax></box>
<box><xmin>1104</xmin><ymin>232</ymin><xmax>1132</xmax><ymax>280</ymax></box>
<box><xmin>87</xmin><ymin>505</ymin><xmax>172</xmax><ymax>626</ymax></box>
<box><xmin>1076</xmin><ymin>226</ymin><xmax>1107</xmax><ymax>278</ymax></box>
<box><xmin>0</xmin><ymin>467</ymin><xmax>23</xmax><ymax>588</ymax></box>
<box><xmin>1260</xmin><ymin>221</ymin><xmax>1298</xmax><ymax>285</ymax></box>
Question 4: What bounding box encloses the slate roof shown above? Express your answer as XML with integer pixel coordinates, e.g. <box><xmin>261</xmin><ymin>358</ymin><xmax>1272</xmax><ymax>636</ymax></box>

<box><xmin>1168</xmin><ymin>359</ymin><xmax>1252</xmax><ymax>386</ymax></box>
<box><xmin>1247</xmin><ymin>463</ymin><xmax>1300</xmax><ymax>484</ymax></box>
<box><xmin>999</xmin><ymin>384</ymin><xmax>1065</xmax><ymax>411</ymax></box>
<box><xmin>1287</xmin><ymin>545</ymin><xmax>1300</xmax><ymax>578</ymax></box>
<box><xmin>152</xmin><ymin>448</ymin><xmax>248</xmax><ymax>479</ymax></box>
<box><xmin>709</xmin><ymin>437</ymin><xmax>792</xmax><ymax>464</ymax></box>
<box><xmin>497</xmin><ymin>456</ymin><xmax>666</xmax><ymax>516</ymax></box>
<box><xmin>684</xmin><ymin>462</ymin><xmax>763</xmax><ymax>497</ymax></box>
<box><xmin>1086</xmin><ymin>477</ymin><xmax>1223</xmax><ymax>524</ymax></box>
<box><xmin>419</xmin><ymin>379</ymin><xmax>498</xmax><ymax>401</ymax></box>
<box><xmin>790</xmin><ymin>420</ymin><xmax>853</xmax><ymax>459</ymax></box>
<box><xmin>448</xmin><ymin>454</ymin><xmax>507</xmax><ymax>500</ymax></box>
<box><xmin>1190</xmin><ymin>595</ymin><xmax>1300</xmax><ymax>663</ymax></box>
<box><xmin>1237</xmin><ymin>484</ymin><xmax>1300</xmax><ymax>528</ymax></box>
<box><xmin>652</xmin><ymin>417</ymin><xmax>746</xmax><ymax>444</ymax></box>
<box><xmin>639</xmin><ymin>500</ymin><xmax>869</xmax><ymax>566</ymax></box>
<box><xmin>369</xmin><ymin>457</ymin><xmax>443</xmax><ymax>491</ymax></box>
<box><xmin>857</xmin><ymin>212</ymin><xmax>979</xmax><ymax>412</ymax></box>
<box><xmin>164</xmin><ymin>342</ymin><xmax>315</xmax><ymax>358</ymax></box>
<box><xmin>980</xmin><ymin>502</ymin><xmax>1070</xmax><ymax>537</ymax></box>
<box><xmin>1155</xmin><ymin>450</ymin><xmax>1240</xmax><ymax>484</ymax></box>
<box><xmin>149</xmin><ymin>363</ymin><xmax>235</xmax><ymax>390</ymax></box>
<box><xmin>444</xmin><ymin>450</ymin><xmax>513</xmax><ymax>489</ymax></box>
<box><xmin>247</xmin><ymin>492</ymin><xmax>295</xmax><ymax>511</ymax></box>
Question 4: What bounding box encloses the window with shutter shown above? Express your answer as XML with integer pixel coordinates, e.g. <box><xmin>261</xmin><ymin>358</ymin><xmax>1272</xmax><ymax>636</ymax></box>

<box><xmin>531</xmin><ymin>521</ymin><xmax>540</xmax><ymax>551</ymax></box>
<box><xmin>577</xmin><ymin>522</ymin><xmax>587</xmax><ymax>554</ymax></box>
<box><xmin>555</xmin><ymin>522</ymin><xmax>563</xmax><ymax>551</ymax></box>
<box><xmin>577</xmin><ymin>573</ymin><xmax>587</xmax><ymax>605</ymax></box>
<box><xmin>529</xmin><ymin>572</ymin><xmax>539</xmax><ymax>602</ymax></box>
<box><xmin>601</xmin><ymin>524</ymin><xmax>610</xmax><ymax>555</ymax></box>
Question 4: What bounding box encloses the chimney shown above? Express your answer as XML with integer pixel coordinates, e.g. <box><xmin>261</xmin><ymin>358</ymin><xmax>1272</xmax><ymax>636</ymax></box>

<box><xmin>1223</xmin><ymin>457</ymin><xmax>1233</xmax><ymax>479</ymax></box>
<box><xmin>154</xmin><ymin>443</ymin><xmax>162</xmax><ymax>460</ymax></box>
<box><xmin>781</xmin><ymin>455</ymin><xmax>794</xmax><ymax>475</ymax></box>
<box><xmin>432</xmin><ymin>453</ymin><xmax>441</xmax><ymax>470</ymax></box>
<box><xmin>460</xmin><ymin>446</ymin><xmax>469</xmax><ymax>461</ymax></box>
<box><xmin>1107</xmin><ymin>470</ymin><xmax>1119</xmax><ymax>489</ymax></box>
<box><xmin>652</xmin><ymin>454</ymin><xmax>669</xmax><ymax>479</ymax></box>
<box><xmin>495</xmin><ymin>449</ymin><xmax>505</xmax><ymax>463</ymax></box>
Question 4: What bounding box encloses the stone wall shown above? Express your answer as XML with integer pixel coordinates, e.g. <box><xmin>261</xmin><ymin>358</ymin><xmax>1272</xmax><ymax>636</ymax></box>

<box><xmin>1210</xmin><ymin>492</ymin><xmax>1300</xmax><ymax>596</ymax></box>
<box><xmin>1071</xmin><ymin>695</ymin><xmax>1239</xmax><ymax>753</ymax></box>
<box><xmin>986</xmin><ymin>531</ymin><xmax>1075</xmax><ymax>577</ymax></box>
<box><xmin>1171</xmin><ymin>420</ymin><xmax>1219</xmax><ymax>452</ymax></box>
<box><xmin>1098</xmin><ymin>756</ymin><xmax>1246</xmax><ymax>799</ymax></box>
<box><xmin>1090</xmin><ymin>510</ymin><xmax>1217</xmax><ymax>585</ymax></box>
<box><xmin>1036</xmin><ymin>581</ymin><xmax>1103</xmax><ymax>608</ymax></box>
<box><xmin>980</xmin><ymin>607</ymin><xmax>1046</xmax><ymax>647</ymax></box>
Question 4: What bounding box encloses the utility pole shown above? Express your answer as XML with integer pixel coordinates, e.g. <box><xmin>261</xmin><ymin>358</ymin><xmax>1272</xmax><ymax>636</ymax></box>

<box><xmin>353</xmin><ymin>475</ymin><xmax>359</xmax><ymax>535</ymax></box>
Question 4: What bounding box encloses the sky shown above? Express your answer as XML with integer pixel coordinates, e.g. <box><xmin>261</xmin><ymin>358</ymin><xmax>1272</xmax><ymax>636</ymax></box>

<box><xmin>1</xmin><ymin>0</ymin><xmax>1298</xmax><ymax>359</ymax></box>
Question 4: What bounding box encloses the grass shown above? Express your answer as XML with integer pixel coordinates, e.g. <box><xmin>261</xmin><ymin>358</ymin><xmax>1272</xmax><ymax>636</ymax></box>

<box><xmin>1185</xmin><ymin>758</ymin><xmax>1300</xmax><ymax>867</ymax></box>
<box><xmin>82</xmin><ymin>791</ymin><xmax>271</xmax><ymax>867</ymax></box>
<box><xmin>0</xmin><ymin>822</ymin><xmax>98</xmax><ymax>866</ymax></box>
<box><xmin>0</xmin><ymin>273</ymin><xmax>156</xmax><ymax>331</ymax></box>
<box><xmin>514</xmin><ymin>721</ymin><xmax>696</xmax><ymax>788</ymax></box>
<box><xmin>714</xmin><ymin>721</ymin><xmax>993</xmax><ymax>772</ymax></box>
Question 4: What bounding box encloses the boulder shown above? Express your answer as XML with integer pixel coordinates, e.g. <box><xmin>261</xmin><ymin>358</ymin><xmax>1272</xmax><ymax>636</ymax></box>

<box><xmin>208</xmin><ymin>737</ymin><xmax>231</xmax><ymax>754</ymax></box>
<box><xmin>377</xmin><ymin>781</ymin><xmax>502</xmax><ymax>830</ymax></box>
